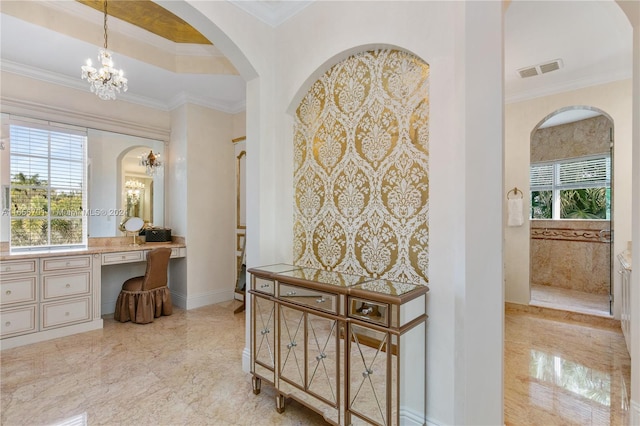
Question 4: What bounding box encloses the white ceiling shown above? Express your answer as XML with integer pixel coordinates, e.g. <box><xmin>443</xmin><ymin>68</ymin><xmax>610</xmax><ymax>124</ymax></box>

<box><xmin>0</xmin><ymin>1</ymin><xmax>633</xmax><ymax>124</ymax></box>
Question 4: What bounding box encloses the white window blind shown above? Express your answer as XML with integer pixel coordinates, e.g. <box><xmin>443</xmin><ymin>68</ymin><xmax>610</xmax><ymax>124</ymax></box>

<box><xmin>530</xmin><ymin>163</ymin><xmax>554</xmax><ymax>188</ymax></box>
<box><xmin>558</xmin><ymin>156</ymin><xmax>610</xmax><ymax>187</ymax></box>
<box><xmin>9</xmin><ymin>121</ymin><xmax>87</xmax><ymax>250</ymax></box>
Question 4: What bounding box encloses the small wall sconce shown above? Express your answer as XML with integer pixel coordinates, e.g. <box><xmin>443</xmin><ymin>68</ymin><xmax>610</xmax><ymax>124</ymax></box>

<box><xmin>140</xmin><ymin>150</ymin><xmax>162</xmax><ymax>176</ymax></box>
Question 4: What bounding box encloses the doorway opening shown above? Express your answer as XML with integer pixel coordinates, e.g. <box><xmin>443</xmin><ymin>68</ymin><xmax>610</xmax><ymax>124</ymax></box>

<box><xmin>528</xmin><ymin>107</ymin><xmax>613</xmax><ymax>317</ymax></box>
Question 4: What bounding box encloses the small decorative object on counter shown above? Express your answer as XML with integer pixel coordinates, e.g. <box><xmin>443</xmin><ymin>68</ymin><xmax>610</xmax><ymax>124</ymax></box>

<box><xmin>143</xmin><ymin>227</ymin><xmax>172</xmax><ymax>242</ymax></box>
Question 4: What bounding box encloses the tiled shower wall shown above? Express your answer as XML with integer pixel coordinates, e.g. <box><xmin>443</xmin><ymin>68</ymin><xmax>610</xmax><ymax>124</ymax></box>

<box><xmin>530</xmin><ymin>220</ymin><xmax>610</xmax><ymax>294</ymax></box>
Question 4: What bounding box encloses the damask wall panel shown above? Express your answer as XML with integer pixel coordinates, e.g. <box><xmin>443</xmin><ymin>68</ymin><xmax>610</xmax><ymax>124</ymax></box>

<box><xmin>293</xmin><ymin>49</ymin><xmax>430</xmax><ymax>285</ymax></box>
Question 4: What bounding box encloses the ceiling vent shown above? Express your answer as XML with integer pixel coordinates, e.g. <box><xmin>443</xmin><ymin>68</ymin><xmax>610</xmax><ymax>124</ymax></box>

<box><xmin>517</xmin><ymin>59</ymin><xmax>564</xmax><ymax>78</ymax></box>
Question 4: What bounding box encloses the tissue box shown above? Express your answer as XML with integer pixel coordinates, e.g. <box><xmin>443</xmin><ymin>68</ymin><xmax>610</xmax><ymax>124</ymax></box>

<box><xmin>144</xmin><ymin>228</ymin><xmax>172</xmax><ymax>242</ymax></box>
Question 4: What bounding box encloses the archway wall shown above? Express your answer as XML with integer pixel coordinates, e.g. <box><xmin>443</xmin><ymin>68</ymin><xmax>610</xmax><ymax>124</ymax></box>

<box><xmin>504</xmin><ymin>78</ymin><xmax>633</xmax><ymax>318</ymax></box>
<box><xmin>268</xmin><ymin>2</ymin><xmax>504</xmax><ymax>425</ymax></box>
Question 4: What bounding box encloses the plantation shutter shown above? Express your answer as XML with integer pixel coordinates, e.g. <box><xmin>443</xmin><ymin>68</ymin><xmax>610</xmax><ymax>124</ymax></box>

<box><xmin>530</xmin><ymin>163</ymin><xmax>553</xmax><ymax>189</ymax></box>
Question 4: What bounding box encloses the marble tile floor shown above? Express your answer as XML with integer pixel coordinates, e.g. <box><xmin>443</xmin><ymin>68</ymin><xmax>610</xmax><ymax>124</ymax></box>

<box><xmin>504</xmin><ymin>303</ymin><xmax>631</xmax><ymax>426</ymax></box>
<box><xmin>530</xmin><ymin>284</ymin><xmax>611</xmax><ymax>317</ymax></box>
<box><xmin>1</xmin><ymin>300</ymin><xmax>631</xmax><ymax>426</ymax></box>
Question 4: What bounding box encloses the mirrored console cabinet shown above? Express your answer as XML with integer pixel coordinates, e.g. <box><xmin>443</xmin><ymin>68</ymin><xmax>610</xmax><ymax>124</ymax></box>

<box><xmin>248</xmin><ymin>264</ymin><xmax>428</xmax><ymax>426</ymax></box>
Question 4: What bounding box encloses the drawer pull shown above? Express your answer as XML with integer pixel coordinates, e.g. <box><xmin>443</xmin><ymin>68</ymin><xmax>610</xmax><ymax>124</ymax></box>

<box><xmin>121</xmin><ymin>256</ymin><xmax>125</xmax><ymax>260</ymax></box>
<box><xmin>5</xmin><ymin>290</ymin><xmax>11</xmax><ymax>295</ymax></box>
<box><xmin>361</xmin><ymin>307</ymin><xmax>373</xmax><ymax>315</ymax></box>
<box><xmin>260</xmin><ymin>328</ymin><xmax>270</xmax><ymax>335</ymax></box>
<box><xmin>65</xmin><ymin>284</ymin><xmax>71</xmax><ymax>288</ymax></box>
<box><xmin>286</xmin><ymin>291</ymin><xmax>297</xmax><ymax>296</ymax></box>
<box><xmin>362</xmin><ymin>368</ymin><xmax>374</xmax><ymax>378</ymax></box>
<box><xmin>316</xmin><ymin>297</ymin><xmax>327</xmax><ymax>303</ymax></box>
<box><xmin>315</xmin><ymin>352</ymin><xmax>326</xmax><ymax>361</ymax></box>
<box><xmin>260</xmin><ymin>284</ymin><xmax>270</xmax><ymax>289</ymax></box>
<box><xmin>66</xmin><ymin>261</ymin><xmax>71</xmax><ymax>266</ymax></box>
<box><xmin>5</xmin><ymin>267</ymin><xmax>10</xmax><ymax>272</ymax></box>
<box><xmin>5</xmin><ymin>321</ymin><xmax>11</xmax><ymax>327</ymax></box>
<box><xmin>65</xmin><ymin>312</ymin><xmax>70</xmax><ymax>316</ymax></box>
<box><xmin>286</xmin><ymin>341</ymin><xmax>297</xmax><ymax>349</ymax></box>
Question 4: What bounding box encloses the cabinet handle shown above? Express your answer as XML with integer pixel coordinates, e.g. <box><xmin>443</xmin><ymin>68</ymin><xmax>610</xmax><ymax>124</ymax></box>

<box><xmin>286</xmin><ymin>341</ymin><xmax>297</xmax><ymax>349</ymax></box>
<box><xmin>260</xmin><ymin>328</ymin><xmax>270</xmax><ymax>335</ymax></box>
<box><xmin>66</xmin><ymin>262</ymin><xmax>71</xmax><ymax>266</ymax></box>
<box><xmin>5</xmin><ymin>290</ymin><xmax>11</xmax><ymax>295</ymax></box>
<box><xmin>260</xmin><ymin>284</ymin><xmax>270</xmax><ymax>289</ymax></box>
<box><xmin>5</xmin><ymin>321</ymin><xmax>11</xmax><ymax>327</ymax></box>
<box><xmin>316</xmin><ymin>297</ymin><xmax>326</xmax><ymax>303</ymax></box>
<box><xmin>361</xmin><ymin>307</ymin><xmax>373</xmax><ymax>315</ymax></box>
<box><xmin>286</xmin><ymin>291</ymin><xmax>297</xmax><ymax>296</ymax></box>
<box><xmin>65</xmin><ymin>312</ymin><xmax>70</xmax><ymax>316</ymax></box>
<box><xmin>65</xmin><ymin>284</ymin><xmax>71</xmax><ymax>288</ymax></box>
<box><xmin>362</xmin><ymin>368</ymin><xmax>374</xmax><ymax>378</ymax></box>
<box><xmin>315</xmin><ymin>352</ymin><xmax>326</xmax><ymax>361</ymax></box>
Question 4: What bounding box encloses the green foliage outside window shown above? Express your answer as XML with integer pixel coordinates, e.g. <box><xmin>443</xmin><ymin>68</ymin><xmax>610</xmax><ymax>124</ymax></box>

<box><xmin>10</xmin><ymin>172</ymin><xmax>83</xmax><ymax>247</ymax></box>
<box><xmin>560</xmin><ymin>188</ymin><xmax>608</xmax><ymax>219</ymax></box>
<box><xmin>531</xmin><ymin>190</ymin><xmax>552</xmax><ymax>219</ymax></box>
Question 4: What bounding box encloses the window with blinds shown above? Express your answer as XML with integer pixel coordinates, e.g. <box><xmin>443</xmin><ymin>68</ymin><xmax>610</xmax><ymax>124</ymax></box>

<box><xmin>9</xmin><ymin>121</ymin><xmax>87</xmax><ymax>250</ymax></box>
<box><xmin>530</xmin><ymin>155</ymin><xmax>610</xmax><ymax>220</ymax></box>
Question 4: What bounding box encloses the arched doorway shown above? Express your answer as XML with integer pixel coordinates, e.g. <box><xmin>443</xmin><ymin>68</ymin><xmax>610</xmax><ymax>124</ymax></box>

<box><xmin>528</xmin><ymin>107</ymin><xmax>614</xmax><ymax>317</ymax></box>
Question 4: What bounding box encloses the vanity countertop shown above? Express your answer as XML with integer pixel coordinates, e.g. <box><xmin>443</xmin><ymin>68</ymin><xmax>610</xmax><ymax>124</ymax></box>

<box><xmin>0</xmin><ymin>237</ymin><xmax>186</xmax><ymax>261</ymax></box>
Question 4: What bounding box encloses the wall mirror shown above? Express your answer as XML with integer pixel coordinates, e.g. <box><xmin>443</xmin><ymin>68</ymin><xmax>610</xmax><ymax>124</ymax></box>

<box><xmin>88</xmin><ymin>129</ymin><xmax>164</xmax><ymax>237</ymax></box>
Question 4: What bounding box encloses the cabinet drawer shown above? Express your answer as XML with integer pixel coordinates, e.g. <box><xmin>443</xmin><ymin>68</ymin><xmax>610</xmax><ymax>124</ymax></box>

<box><xmin>1</xmin><ymin>276</ymin><xmax>37</xmax><ymax>306</ymax></box>
<box><xmin>279</xmin><ymin>283</ymin><xmax>338</xmax><ymax>314</ymax></box>
<box><xmin>348</xmin><ymin>298</ymin><xmax>389</xmax><ymax>327</ymax></box>
<box><xmin>102</xmin><ymin>251</ymin><xmax>144</xmax><ymax>265</ymax></box>
<box><xmin>253</xmin><ymin>277</ymin><xmax>275</xmax><ymax>295</ymax></box>
<box><xmin>170</xmin><ymin>248</ymin><xmax>185</xmax><ymax>258</ymax></box>
<box><xmin>0</xmin><ymin>260</ymin><xmax>37</xmax><ymax>276</ymax></box>
<box><xmin>42</xmin><ymin>272</ymin><xmax>91</xmax><ymax>300</ymax></box>
<box><xmin>42</xmin><ymin>256</ymin><xmax>91</xmax><ymax>272</ymax></box>
<box><xmin>1</xmin><ymin>305</ymin><xmax>37</xmax><ymax>338</ymax></box>
<box><xmin>41</xmin><ymin>297</ymin><xmax>91</xmax><ymax>329</ymax></box>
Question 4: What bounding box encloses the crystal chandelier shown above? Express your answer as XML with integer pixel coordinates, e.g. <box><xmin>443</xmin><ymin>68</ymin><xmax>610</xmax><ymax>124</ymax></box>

<box><xmin>140</xmin><ymin>150</ymin><xmax>162</xmax><ymax>176</ymax></box>
<box><xmin>81</xmin><ymin>0</ymin><xmax>128</xmax><ymax>100</ymax></box>
<box><xmin>125</xmin><ymin>179</ymin><xmax>145</xmax><ymax>205</ymax></box>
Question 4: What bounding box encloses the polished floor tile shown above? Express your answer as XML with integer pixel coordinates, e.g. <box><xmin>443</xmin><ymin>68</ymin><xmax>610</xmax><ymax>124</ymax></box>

<box><xmin>504</xmin><ymin>304</ymin><xmax>631</xmax><ymax>426</ymax></box>
<box><xmin>1</xmin><ymin>301</ymin><xmax>631</xmax><ymax>425</ymax></box>
<box><xmin>530</xmin><ymin>284</ymin><xmax>611</xmax><ymax>317</ymax></box>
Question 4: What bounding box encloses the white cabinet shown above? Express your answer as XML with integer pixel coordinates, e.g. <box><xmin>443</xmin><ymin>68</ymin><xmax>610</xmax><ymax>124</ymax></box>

<box><xmin>0</xmin><ymin>260</ymin><xmax>38</xmax><ymax>339</ymax></box>
<box><xmin>248</xmin><ymin>264</ymin><xmax>428</xmax><ymax>426</ymax></box>
<box><xmin>617</xmin><ymin>252</ymin><xmax>631</xmax><ymax>355</ymax></box>
<box><xmin>0</xmin><ymin>254</ymin><xmax>100</xmax><ymax>349</ymax></box>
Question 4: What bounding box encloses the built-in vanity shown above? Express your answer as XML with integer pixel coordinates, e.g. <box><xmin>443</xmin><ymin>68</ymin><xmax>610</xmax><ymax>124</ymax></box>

<box><xmin>248</xmin><ymin>264</ymin><xmax>428</xmax><ymax>426</ymax></box>
<box><xmin>0</xmin><ymin>238</ymin><xmax>186</xmax><ymax>350</ymax></box>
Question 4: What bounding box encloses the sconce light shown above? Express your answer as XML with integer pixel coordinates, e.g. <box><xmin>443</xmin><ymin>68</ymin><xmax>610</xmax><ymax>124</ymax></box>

<box><xmin>140</xmin><ymin>150</ymin><xmax>162</xmax><ymax>176</ymax></box>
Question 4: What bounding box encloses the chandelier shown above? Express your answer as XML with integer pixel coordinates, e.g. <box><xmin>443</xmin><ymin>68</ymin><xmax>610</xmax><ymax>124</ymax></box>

<box><xmin>140</xmin><ymin>150</ymin><xmax>162</xmax><ymax>176</ymax></box>
<box><xmin>81</xmin><ymin>0</ymin><xmax>128</xmax><ymax>100</ymax></box>
<box><xmin>125</xmin><ymin>179</ymin><xmax>145</xmax><ymax>205</ymax></box>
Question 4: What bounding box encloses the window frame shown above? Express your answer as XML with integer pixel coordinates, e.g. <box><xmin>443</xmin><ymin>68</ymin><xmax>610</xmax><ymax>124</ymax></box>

<box><xmin>8</xmin><ymin>118</ymin><xmax>88</xmax><ymax>252</ymax></box>
<box><xmin>530</xmin><ymin>154</ymin><xmax>611</xmax><ymax>220</ymax></box>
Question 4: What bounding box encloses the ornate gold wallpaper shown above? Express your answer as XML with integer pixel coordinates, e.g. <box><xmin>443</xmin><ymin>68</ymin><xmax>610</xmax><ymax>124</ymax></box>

<box><xmin>293</xmin><ymin>49</ymin><xmax>430</xmax><ymax>285</ymax></box>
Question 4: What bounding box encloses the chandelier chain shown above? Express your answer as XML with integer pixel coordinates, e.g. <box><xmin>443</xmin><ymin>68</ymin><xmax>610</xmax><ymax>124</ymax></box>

<box><xmin>103</xmin><ymin>0</ymin><xmax>108</xmax><ymax>50</ymax></box>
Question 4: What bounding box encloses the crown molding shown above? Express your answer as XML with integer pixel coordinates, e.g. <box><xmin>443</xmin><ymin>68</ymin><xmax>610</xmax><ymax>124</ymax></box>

<box><xmin>505</xmin><ymin>70</ymin><xmax>632</xmax><ymax>104</ymax></box>
<box><xmin>1</xmin><ymin>60</ymin><xmax>245</xmax><ymax>114</ymax></box>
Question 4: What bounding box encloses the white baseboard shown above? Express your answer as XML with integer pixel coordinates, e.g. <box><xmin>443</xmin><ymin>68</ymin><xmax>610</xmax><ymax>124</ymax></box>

<box><xmin>182</xmin><ymin>289</ymin><xmax>234</xmax><ymax>309</ymax></box>
<box><xmin>242</xmin><ymin>347</ymin><xmax>251</xmax><ymax>373</ymax></box>
<box><xmin>631</xmin><ymin>400</ymin><xmax>640</xmax><ymax>425</ymax></box>
<box><xmin>1</xmin><ymin>319</ymin><xmax>103</xmax><ymax>350</ymax></box>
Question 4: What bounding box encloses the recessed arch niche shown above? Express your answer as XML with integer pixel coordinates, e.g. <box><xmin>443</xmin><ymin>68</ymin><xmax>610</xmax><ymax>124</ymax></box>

<box><xmin>292</xmin><ymin>48</ymin><xmax>430</xmax><ymax>285</ymax></box>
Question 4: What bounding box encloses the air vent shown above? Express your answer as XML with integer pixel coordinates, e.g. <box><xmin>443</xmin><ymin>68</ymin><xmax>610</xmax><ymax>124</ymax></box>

<box><xmin>517</xmin><ymin>59</ymin><xmax>564</xmax><ymax>79</ymax></box>
<box><xmin>518</xmin><ymin>67</ymin><xmax>539</xmax><ymax>78</ymax></box>
<box><xmin>539</xmin><ymin>59</ymin><xmax>562</xmax><ymax>74</ymax></box>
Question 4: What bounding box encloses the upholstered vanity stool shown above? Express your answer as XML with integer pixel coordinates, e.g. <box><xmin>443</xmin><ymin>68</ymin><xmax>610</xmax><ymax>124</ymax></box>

<box><xmin>114</xmin><ymin>247</ymin><xmax>173</xmax><ymax>324</ymax></box>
